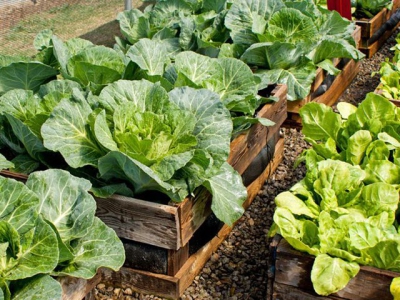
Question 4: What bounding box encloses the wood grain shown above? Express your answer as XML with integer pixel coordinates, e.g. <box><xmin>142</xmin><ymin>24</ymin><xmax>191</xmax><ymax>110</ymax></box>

<box><xmin>95</xmin><ymin>193</ymin><xmax>181</xmax><ymax>249</ymax></box>
<box><xmin>227</xmin><ymin>84</ymin><xmax>287</xmax><ymax>175</ymax></box>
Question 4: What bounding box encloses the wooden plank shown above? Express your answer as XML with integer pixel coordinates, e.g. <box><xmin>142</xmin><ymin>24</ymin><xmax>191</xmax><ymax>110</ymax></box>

<box><xmin>100</xmin><ymin>267</ymin><xmax>180</xmax><ymax>299</ymax></box>
<box><xmin>273</xmin><ymin>283</ymin><xmax>342</xmax><ymax>300</ymax></box>
<box><xmin>99</xmin><ymin>139</ymin><xmax>285</xmax><ymax>300</ymax></box>
<box><xmin>59</xmin><ymin>272</ymin><xmax>102</xmax><ymax>300</ymax></box>
<box><xmin>272</xmin><ymin>239</ymin><xmax>398</xmax><ymax>300</ymax></box>
<box><xmin>95</xmin><ymin>194</ymin><xmax>181</xmax><ymax>250</ymax></box>
<box><xmin>227</xmin><ymin>84</ymin><xmax>287</xmax><ymax>175</ymax></box>
<box><xmin>167</xmin><ymin>244</ymin><xmax>189</xmax><ymax>276</ymax></box>
<box><xmin>359</xmin><ymin>22</ymin><xmax>400</xmax><ymax>57</ymax></box>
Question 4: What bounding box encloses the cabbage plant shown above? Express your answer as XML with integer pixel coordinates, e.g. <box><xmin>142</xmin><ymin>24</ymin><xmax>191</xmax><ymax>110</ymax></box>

<box><xmin>0</xmin><ymin>169</ymin><xmax>125</xmax><ymax>299</ymax></box>
<box><xmin>40</xmin><ymin>79</ymin><xmax>247</xmax><ymax>226</ymax></box>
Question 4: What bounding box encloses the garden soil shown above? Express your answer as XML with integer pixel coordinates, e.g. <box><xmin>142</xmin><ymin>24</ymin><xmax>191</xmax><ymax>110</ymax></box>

<box><xmin>92</xmin><ymin>28</ymin><xmax>400</xmax><ymax>300</ymax></box>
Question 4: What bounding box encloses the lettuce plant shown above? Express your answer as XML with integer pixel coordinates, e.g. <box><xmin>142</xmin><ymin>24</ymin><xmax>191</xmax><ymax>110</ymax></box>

<box><xmin>0</xmin><ymin>169</ymin><xmax>125</xmax><ymax>299</ymax></box>
<box><xmin>40</xmin><ymin>79</ymin><xmax>247</xmax><ymax>226</ymax></box>
<box><xmin>375</xmin><ymin>32</ymin><xmax>400</xmax><ymax>100</ymax></box>
<box><xmin>270</xmin><ymin>93</ymin><xmax>400</xmax><ymax>296</ymax></box>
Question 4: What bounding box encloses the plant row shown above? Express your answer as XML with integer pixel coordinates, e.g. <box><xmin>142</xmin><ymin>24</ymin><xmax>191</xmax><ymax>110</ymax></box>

<box><xmin>270</xmin><ymin>93</ymin><xmax>400</xmax><ymax>297</ymax></box>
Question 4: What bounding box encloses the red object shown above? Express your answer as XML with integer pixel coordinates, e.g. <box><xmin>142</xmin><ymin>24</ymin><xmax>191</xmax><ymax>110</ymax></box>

<box><xmin>327</xmin><ymin>0</ymin><xmax>352</xmax><ymax>20</ymax></box>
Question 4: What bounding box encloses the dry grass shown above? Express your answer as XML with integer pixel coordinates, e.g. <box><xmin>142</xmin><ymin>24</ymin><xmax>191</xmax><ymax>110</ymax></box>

<box><xmin>0</xmin><ymin>0</ymin><xmax>145</xmax><ymax>57</ymax></box>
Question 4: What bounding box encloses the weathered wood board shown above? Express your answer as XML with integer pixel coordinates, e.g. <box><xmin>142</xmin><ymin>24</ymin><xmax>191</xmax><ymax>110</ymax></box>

<box><xmin>99</xmin><ymin>137</ymin><xmax>285</xmax><ymax>300</ymax></box>
<box><xmin>269</xmin><ymin>237</ymin><xmax>398</xmax><ymax>300</ymax></box>
<box><xmin>58</xmin><ymin>272</ymin><xmax>102</xmax><ymax>300</ymax></box>
<box><xmin>356</xmin><ymin>0</ymin><xmax>400</xmax><ymax>57</ymax></box>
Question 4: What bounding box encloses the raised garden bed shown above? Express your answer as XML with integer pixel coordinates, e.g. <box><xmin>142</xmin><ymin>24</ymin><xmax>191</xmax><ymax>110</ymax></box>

<box><xmin>97</xmin><ymin>136</ymin><xmax>285</xmax><ymax>300</ymax></box>
<box><xmin>92</xmin><ymin>84</ymin><xmax>286</xmax><ymax>252</ymax></box>
<box><xmin>268</xmin><ymin>236</ymin><xmax>397</xmax><ymax>300</ymax></box>
<box><xmin>283</xmin><ymin>27</ymin><xmax>361</xmax><ymax>127</ymax></box>
<box><xmin>355</xmin><ymin>0</ymin><xmax>400</xmax><ymax>57</ymax></box>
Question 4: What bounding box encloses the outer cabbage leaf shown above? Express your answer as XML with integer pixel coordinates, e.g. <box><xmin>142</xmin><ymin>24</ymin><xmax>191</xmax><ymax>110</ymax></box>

<box><xmin>98</xmin><ymin>150</ymin><xmax>186</xmax><ymax>200</ymax></box>
<box><xmin>126</xmin><ymin>38</ymin><xmax>171</xmax><ymax>76</ymax></box>
<box><xmin>243</xmin><ymin>43</ymin><xmax>316</xmax><ymax>100</ymax></box>
<box><xmin>309</xmin><ymin>39</ymin><xmax>364</xmax><ymax>64</ymax></box>
<box><xmin>11</xmin><ymin>275</ymin><xmax>62</xmax><ymax>300</ymax></box>
<box><xmin>261</xmin><ymin>8</ymin><xmax>318</xmax><ymax>47</ymax></box>
<box><xmin>168</xmin><ymin>86</ymin><xmax>232</xmax><ymax>167</ymax></box>
<box><xmin>149</xmin><ymin>0</ymin><xmax>196</xmax><ymax>29</ymax></box>
<box><xmin>172</xmin><ymin>51</ymin><xmax>261</xmax><ymax>115</ymax></box>
<box><xmin>41</xmin><ymin>89</ymin><xmax>106</xmax><ymax>168</ymax></box>
<box><xmin>3</xmin><ymin>215</ymin><xmax>58</xmax><ymax>281</ymax></box>
<box><xmin>0</xmin><ymin>154</ymin><xmax>13</xmax><ymax>171</ymax></box>
<box><xmin>67</xmin><ymin>46</ymin><xmax>125</xmax><ymax>94</ymax></box>
<box><xmin>203</xmin><ymin>162</ymin><xmax>247</xmax><ymax>226</ymax></box>
<box><xmin>53</xmin><ymin>217</ymin><xmax>125</xmax><ymax>279</ymax></box>
<box><xmin>311</xmin><ymin>254</ymin><xmax>359</xmax><ymax>296</ymax></box>
<box><xmin>0</xmin><ymin>62</ymin><xmax>57</xmax><ymax>96</ymax></box>
<box><xmin>225</xmin><ymin>0</ymin><xmax>285</xmax><ymax>45</ymax></box>
<box><xmin>116</xmin><ymin>9</ymin><xmax>151</xmax><ymax>45</ymax></box>
<box><xmin>0</xmin><ymin>176</ymin><xmax>39</xmax><ymax>234</ymax></box>
<box><xmin>26</xmin><ymin>169</ymin><xmax>95</xmax><ymax>243</ymax></box>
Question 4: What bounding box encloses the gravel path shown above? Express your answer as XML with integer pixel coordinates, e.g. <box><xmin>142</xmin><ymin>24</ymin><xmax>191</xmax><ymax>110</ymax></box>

<box><xmin>94</xmin><ymin>28</ymin><xmax>400</xmax><ymax>300</ymax></box>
